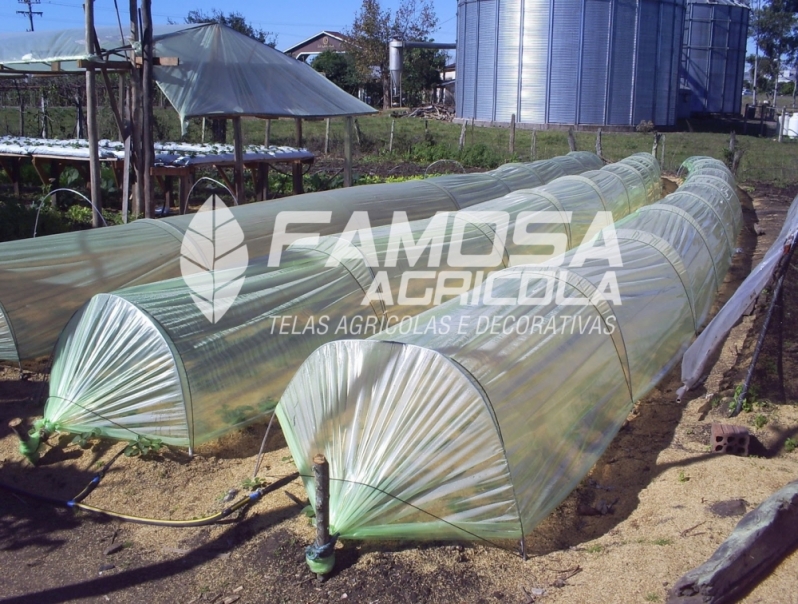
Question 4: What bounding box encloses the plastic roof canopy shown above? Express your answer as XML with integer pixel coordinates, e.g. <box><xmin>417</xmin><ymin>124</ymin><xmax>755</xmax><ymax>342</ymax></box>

<box><xmin>276</xmin><ymin>158</ymin><xmax>740</xmax><ymax>542</ymax></box>
<box><xmin>0</xmin><ymin>24</ymin><xmax>376</xmax><ymax>124</ymax></box>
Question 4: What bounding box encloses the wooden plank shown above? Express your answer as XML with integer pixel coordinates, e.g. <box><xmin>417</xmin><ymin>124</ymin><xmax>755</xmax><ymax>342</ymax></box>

<box><xmin>133</xmin><ymin>56</ymin><xmax>179</xmax><ymax>67</ymax></box>
<box><xmin>232</xmin><ymin>116</ymin><xmax>245</xmax><ymax>205</ymax></box>
<box><xmin>214</xmin><ymin>165</ymin><xmax>235</xmax><ymax>194</ymax></box>
<box><xmin>668</xmin><ymin>479</ymin><xmax>798</xmax><ymax>604</ymax></box>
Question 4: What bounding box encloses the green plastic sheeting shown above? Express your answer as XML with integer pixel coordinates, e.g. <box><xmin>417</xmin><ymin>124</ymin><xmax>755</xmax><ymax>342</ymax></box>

<box><xmin>43</xmin><ymin>154</ymin><xmax>655</xmax><ymax>449</ymax></box>
<box><xmin>0</xmin><ymin>152</ymin><xmax>601</xmax><ymax>363</ymax></box>
<box><xmin>276</xmin><ymin>158</ymin><xmax>740</xmax><ymax>542</ymax></box>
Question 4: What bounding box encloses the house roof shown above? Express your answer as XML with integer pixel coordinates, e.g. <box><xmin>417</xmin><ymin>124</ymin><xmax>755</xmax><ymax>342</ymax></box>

<box><xmin>283</xmin><ymin>31</ymin><xmax>349</xmax><ymax>55</ymax></box>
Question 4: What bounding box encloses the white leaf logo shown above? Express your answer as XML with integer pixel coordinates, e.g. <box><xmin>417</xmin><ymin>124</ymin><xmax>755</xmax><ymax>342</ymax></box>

<box><xmin>180</xmin><ymin>194</ymin><xmax>249</xmax><ymax>324</ymax></box>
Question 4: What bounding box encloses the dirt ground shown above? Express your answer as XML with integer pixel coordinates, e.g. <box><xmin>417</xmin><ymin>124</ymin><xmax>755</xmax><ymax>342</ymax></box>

<box><xmin>1</xmin><ymin>178</ymin><xmax>798</xmax><ymax>604</ymax></box>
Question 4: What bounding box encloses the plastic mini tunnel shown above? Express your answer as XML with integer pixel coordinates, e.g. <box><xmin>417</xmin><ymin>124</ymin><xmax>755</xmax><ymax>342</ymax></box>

<box><xmin>275</xmin><ymin>157</ymin><xmax>740</xmax><ymax>543</ymax></box>
<box><xmin>0</xmin><ymin>151</ymin><xmax>602</xmax><ymax>363</ymax></box>
<box><xmin>43</xmin><ymin>154</ymin><xmax>658</xmax><ymax>450</ymax></box>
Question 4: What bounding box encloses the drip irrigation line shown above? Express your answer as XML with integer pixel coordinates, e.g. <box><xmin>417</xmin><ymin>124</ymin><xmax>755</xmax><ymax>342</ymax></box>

<box><xmin>732</xmin><ymin>230</ymin><xmax>798</xmax><ymax>417</ymax></box>
<box><xmin>0</xmin><ymin>472</ymin><xmax>299</xmax><ymax>527</ymax></box>
<box><xmin>297</xmin><ymin>473</ymin><xmax>516</xmax><ymax>555</ymax></box>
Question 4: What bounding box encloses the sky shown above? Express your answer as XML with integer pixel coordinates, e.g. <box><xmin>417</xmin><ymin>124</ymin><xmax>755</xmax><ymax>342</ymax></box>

<box><xmin>2</xmin><ymin>0</ymin><xmax>459</xmax><ymax>51</ymax></box>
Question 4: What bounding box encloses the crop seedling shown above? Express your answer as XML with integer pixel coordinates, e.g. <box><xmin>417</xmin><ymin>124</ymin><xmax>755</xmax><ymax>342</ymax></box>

<box><xmin>678</xmin><ymin>470</ymin><xmax>689</xmax><ymax>483</ymax></box>
<box><xmin>785</xmin><ymin>437</ymin><xmax>797</xmax><ymax>453</ymax></box>
<box><xmin>754</xmin><ymin>414</ymin><xmax>768</xmax><ymax>429</ymax></box>
<box><xmin>241</xmin><ymin>476</ymin><xmax>267</xmax><ymax>491</ymax></box>
<box><xmin>123</xmin><ymin>435</ymin><xmax>164</xmax><ymax>458</ymax></box>
<box><xmin>71</xmin><ymin>429</ymin><xmax>100</xmax><ymax>449</ymax></box>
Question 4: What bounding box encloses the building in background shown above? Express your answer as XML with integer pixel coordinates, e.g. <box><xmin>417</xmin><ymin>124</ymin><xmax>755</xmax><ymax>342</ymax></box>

<box><xmin>284</xmin><ymin>31</ymin><xmax>348</xmax><ymax>62</ymax></box>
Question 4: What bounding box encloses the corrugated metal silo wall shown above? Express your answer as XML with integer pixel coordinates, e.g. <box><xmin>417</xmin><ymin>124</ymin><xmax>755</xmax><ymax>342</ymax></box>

<box><xmin>456</xmin><ymin>0</ymin><xmax>686</xmax><ymax>126</ymax></box>
<box><xmin>681</xmin><ymin>1</ymin><xmax>749</xmax><ymax>115</ymax></box>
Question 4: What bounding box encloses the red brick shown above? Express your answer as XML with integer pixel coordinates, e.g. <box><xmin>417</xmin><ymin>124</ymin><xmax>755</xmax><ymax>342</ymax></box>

<box><xmin>710</xmin><ymin>423</ymin><xmax>749</xmax><ymax>457</ymax></box>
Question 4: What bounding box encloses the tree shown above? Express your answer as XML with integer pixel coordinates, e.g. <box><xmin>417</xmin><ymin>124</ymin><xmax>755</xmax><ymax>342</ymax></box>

<box><xmin>311</xmin><ymin>50</ymin><xmax>360</xmax><ymax>95</ymax></box>
<box><xmin>345</xmin><ymin>0</ymin><xmax>440</xmax><ymax>109</ymax></box>
<box><xmin>184</xmin><ymin>9</ymin><xmax>277</xmax><ymax>47</ymax></box>
<box><xmin>181</xmin><ymin>9</ymin><xmax>278</xmax><ymax>142</ymax></box>
<box><xmin>749</xmin><ymin>0</ymin><xmax>797</xmax><ymax>103</ymax></box>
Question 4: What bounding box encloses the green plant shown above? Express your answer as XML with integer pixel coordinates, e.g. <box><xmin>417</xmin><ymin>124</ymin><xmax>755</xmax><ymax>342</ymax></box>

<box><xmin>785</xmin><ymin>437</ymin><xmax>797</xmax><ymax>453</ymax></box>
<box><xmin>710</xmin><ymin>396</ymin><xmax>721</xmax><ymax>409</ymax></box>
<box><xmin>123</xmin><ymin>435</ymin><xmax>164</xmax><ymax>458</ymax></box>
<box><xmin>729</xmin><ymin>384</ymin><xmax>755</xmax><ymax>413</ymax></box>
<box><xmin>754</xmin><ymin>414</ymin><xmax>768</xmax><ymax>429</ymax></box>
<box><xmin>70</xmin><ymin>429</ymin><xmax>100</xmax><ymax>450</ymax></box>
<box><xmin>586</xmin><ymin>544</ymin><xmax>603</xmax><ymax>554</ymax></box>
<box><xmin>241</xmin><ymin>476</ymin><xmax>267</xmax><ymax>491</ymax></box>
<box><xmin>645</xmin><ymin>593</ymin><xmax>661</xmax><ymax>602</ymax></box>
<box><xmin>652</xmin><ymin>538</ymin><xmax>673</xmax><ymax>546</ymax></box>
<box><xmin>678</xmin><ymin>470</ymin><xmax>689</xmax><ymax>483</ymax></box>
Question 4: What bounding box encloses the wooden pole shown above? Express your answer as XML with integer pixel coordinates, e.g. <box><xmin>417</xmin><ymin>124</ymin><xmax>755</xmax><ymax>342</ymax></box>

<box><xmin>778</xmin><ymin>109</ymin><xmax>784</xmax><ymax>143</ymax></box>
<box><xmin>531</xmin><ymin>129</ymin><xmax>537</xmax><ymax>160</ymax></box>
<box><xmin>140</xmin><ymin>0</ymin><xmax>155</xmax><ymax>219</ymax></box>
<box><xmin>354</xmin><ymin>118</ymin><xmax>362</xmax><ymax>147</ymax></box>
<box><xmin>388</xmin><ymin>118</ymin><xmax>395</xmax><ymax>154</ymax></box>
<box><xmin>85</xmin><ymin>0</ymin><xmax>103</xmax><ymax>228</ymax></box>
<box><xmin>568</xmin><ymin>127</ymin><xmax>577</xmax><ymax>152</ymax></box>
<box><xmin>458</xmin><ymin>120</ymin><xmax>467</xmax><ymax>152</ymax></box>
<box><xmin>595</xmin><ymin>128</ymin><xmax>603</xmax><ymax>160</ymax></box>
<box><xmin>232</xmin><ymin>117</ymin><xmax>245</xmax><ymax>205</ymax></box>
<box><xmin>509</xmin><ymin>113</ymin><xmax>516</xmax><ymax>155</ymax></box>
<box><xmin>343</xmin><ymin>116</ymin><xmax>353</xmax><ymax>188</ymax></box>
<box><xmin>651</xmin><ymin>132</ymin><xmax>661</xmax><ymax>158</ymax></box>
<box><xmin>324</xmin><ymin>118</ymin><xmax>331</xmax><ymax>154</ymax></box>
<box><xmin>660</xmin><ymin>133</ymin><xmax>665</xmax><ymax>168</ymax></box>
<box><xmin>264</xmin><ymin>119</ymin><xmax>271</xmax><ymax>146</ymax></box>
<box><xmin>313</xmin><ymin>453</ymin><xmax>331</xmax><ymax>579</ymax></box>
<box><xmin>295</xmin><ymin>117</ymin><xmax>303</xmax><ymax>148</ymax></box>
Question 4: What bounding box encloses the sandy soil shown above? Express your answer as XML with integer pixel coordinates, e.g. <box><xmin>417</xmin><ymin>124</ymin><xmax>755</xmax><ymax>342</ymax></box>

<box><xmin>1</xmin><ymin>178</ymin><xmax>797</xmax><ymax>604</ymax></box>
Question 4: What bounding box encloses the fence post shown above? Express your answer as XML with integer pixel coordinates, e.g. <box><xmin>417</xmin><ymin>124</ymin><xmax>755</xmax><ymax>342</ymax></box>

<box><xmin>509</xmin><ymin>113</ymin><xmax>516</xmax><ymax>155</ymax></box>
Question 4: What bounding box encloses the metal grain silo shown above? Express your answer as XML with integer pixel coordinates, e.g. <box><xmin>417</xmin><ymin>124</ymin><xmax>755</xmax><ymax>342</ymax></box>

<box><xmin>455</xmin><ymin>0</ymin><xmax>686</xmax><ymax>127</ymax></box>
<box><xmin>681</xmin><ymin>0</ymin><xmax>750</xmax><ymax>115</ymax></box>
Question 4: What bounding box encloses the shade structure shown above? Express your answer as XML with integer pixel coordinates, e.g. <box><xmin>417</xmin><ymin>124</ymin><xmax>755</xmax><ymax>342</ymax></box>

<box><xmin>0</xmin><ymin>24</ymin><xmax>376</xmax><ymax>126</ymax></box>
<box><xmin>0</xmin><ymin>152</ymin><xmax>602</xmax><ymax>363</ymax></box>
<box><xmin>43</xmin><ymin>154</ymin><xmax>656</xmax><ymax>449</ymax></box>
<box><xmin>276</xmin><ymin>157</ymin><xmax>740</xmax><ymax>542</ymax></box>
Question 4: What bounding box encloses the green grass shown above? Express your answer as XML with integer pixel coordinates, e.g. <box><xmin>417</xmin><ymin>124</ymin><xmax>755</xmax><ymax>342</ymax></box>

<box><xmin>645</xmin><ymin>593</ymin><xmax>661</xmax><ymax>602</ymax></box>
<box><xmin>652</xmin><ymin>538</ymin><xmax>674</xmax><ymax>546</ymax></box>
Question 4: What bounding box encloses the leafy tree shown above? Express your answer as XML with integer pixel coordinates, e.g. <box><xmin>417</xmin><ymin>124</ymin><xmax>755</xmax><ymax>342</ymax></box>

<box><xmin>345</xmin><ymin>0</ymin><xmax>440</xmax><ymax>109</ymax></box>
<box><xmin>184</xmin><ymin>9</ymin><xmax>277</xmax><ymax>47</ymax></box>
<box><xmin>749</xmin><ymin>0</ymin><xmax>797</xmax><ymax>103</ymax></box>
<box><xmin>311</xmin><ymin>50</ymin><xmax>360</xmax><ymax>95</ymax></box>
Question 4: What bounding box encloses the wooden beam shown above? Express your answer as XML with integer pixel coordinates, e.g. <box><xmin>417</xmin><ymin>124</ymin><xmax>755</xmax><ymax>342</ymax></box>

<box><xmin>85</xmin><ymin>0</ymin><xmax>103</xmax><ymax>228</ymax></box>
<box><xmin>76</xmin><ymin>59</ymin><xmax>131</xmax><ymax>70</ymax></box>
<box><xmin>133</xmin><ymin>56</ymin><xmax>179</xmax><ymax>67</ymax></box>
<box><xmin>141</xmin><ymin>0</ymin><xmax>155</xmax><ymax>219</ymax></box>
<box><xmin>343</xmin><ymin>116</ymin><xmax>353</xmax><ymax>188</ymax></box>
<box><xmin>668</xmin><ymin>479</ymin><xmax>798</xmax><ymax>604</ymax></box>
<box><xmin>232</xmin><ymin>117</ymin><xmax>245</xmax><ymax>205</ymax></box>
<box><xmin>292</xmin><ymin>161</ymin><xmax>304</xmax><ymax>195</ymax></box>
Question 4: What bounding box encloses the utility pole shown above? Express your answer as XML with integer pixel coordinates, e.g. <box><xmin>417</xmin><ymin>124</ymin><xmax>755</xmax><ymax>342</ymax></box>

<box><xmin>17</xmin><ymin>0</ymin><xmax>42</xmax><ymax>32</ymax></box>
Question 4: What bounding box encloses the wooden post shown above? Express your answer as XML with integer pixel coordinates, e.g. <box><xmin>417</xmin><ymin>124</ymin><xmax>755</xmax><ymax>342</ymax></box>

<box><xmin>343</xmin><ymin>116</ymin><xmax>353</xmax><ymax>188</ymax></box>
<box><xmin>292</xmin><ymin>162</ymin><xmax>304</xmax><ymax>195</ymax></box>
<box><xmin>568</xmin><ymin>127</ymin><xmax>577</xmax><ymax>152</ymax></box>
<box><xmin>651</xmin><ymin>132</ymin><xmax>661</xmax><ymax>157</ymax></box>
<box><xmin>354</xmin><ymin>118</ymin><xmax>362</xmax><ymax>147</ymax></box>
<box><xmin>509</xmin><ymin>113</ymin><xmax>516</xmax><ymax>155</ymax></box>
<box><xmin>778</xmin><ymin>109</ymin><xmax>784</xmax><ymax>143</ymax></box>
<box><xmin>8</xmin><ymin>418</ymin><xmax>30</xmax><ymax>443</ymax></box>
<box><xmin>295</xmin><ymin>118</ymin><xmax>303</xmax><ymax>148</ymax></box>
<box><xmin>595</xmin><ymin>128</ymin><xmax>603</xmax><ymax>160</ymax></box>
<box><xmin>128</xmin><ymin>6</ymin><xmax>143</xmax><ymax>218</ymax></box>
<box><xmin>389</xmin><ymin>118</ymin><xmax>395</xmax><ymax>154</ymax></box>
<box><xmin>201</xmin><ymin>117</ymin><xmax>206</xmax><ymax>144</ymax></box>
<box><xmin>531</xmin><ymin>129</ymin><xmax>537</xmax><ymax>160</ymax></box>
<box><xmin>85</xmin><ymin>0</ymin><xmax>103</xmax><ymax>228</ymax></box>
<box><xmin>324</xmin><ymin>118</ymin><xmax>331</xmax><ymax>154</ymax></box>
<box><xmin>743</xmin><ymin>103</ymin><xmax>749</xmax><ymax>135</ymax></box>
<box><xmin>660</xmin><ymin>133</ymin><xmax>665</xmax><ymax>168</ymax></box>
<box><xmin>458</xmin><ymin>120</ymin><xmax>467</xmax><ymax>151</ymax></box>
<box><xmin>264</xmin><ymin>119</ymin><xmax>271</xmax><ymax>146</ymax></box>
<box><xmin>232</xmin><ymin>117</ymin><xmax>245</xmax><ymax>205</ymax></box>
<box><xmin>141</xmin><ymin>0</ymin><xmax>155</xmax><ymax>219</ymax></box>
<box><xmin>729</xmin><ymin>130</ymin><xmax>737</xmax><ymax>153</ymax></box>
<box><xmin>121</xmin><ymin>135</ymin><xmax>130</xmax><ymax>222</ymax></box>
<box><xmin>313</xmin><ymin>453</ymin><xmax>331</xmax><ymax>579</ymax></box>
